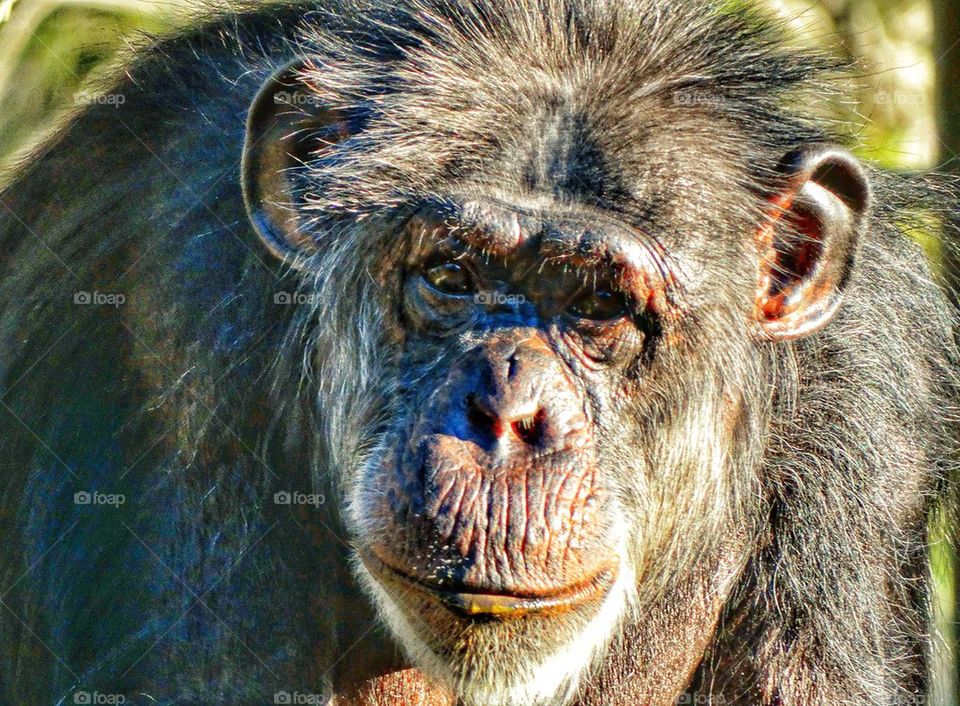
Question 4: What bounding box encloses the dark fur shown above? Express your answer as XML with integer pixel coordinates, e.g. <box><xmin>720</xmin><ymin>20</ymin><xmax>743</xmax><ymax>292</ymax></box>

<box><xmin>0</xmin><ymin>1</ymin><xmax>957</xmax><ymax>704</ymax></box>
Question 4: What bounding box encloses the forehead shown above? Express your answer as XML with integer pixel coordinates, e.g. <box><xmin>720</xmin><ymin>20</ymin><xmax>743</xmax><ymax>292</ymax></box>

<box><xmin>293</xmin><ymin>0</ymin><xmax>813</xmax><ymax>224</ymax></box>
<box><xmin>503</xmin><ymin>98</ymin><xmax>632</xmax><ymax>206</ymax></box>
<box><xmin>505</xmin><ymin>93</ymin><xmax>737</xmax><ymax>186</ymax></box>
<box><xmin>436</xmin><ymin>106</ymin><xmax>755</xmax><ymax>276</ymax></box>
<box><xmin>409</xmin><ymin>197</ymin><xmax>644</xmax><ymax>257</ymax></box>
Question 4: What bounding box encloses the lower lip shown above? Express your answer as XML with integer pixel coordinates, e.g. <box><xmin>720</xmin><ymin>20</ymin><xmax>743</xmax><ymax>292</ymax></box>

<box><xmin>360</xmin><ymin>550</ymin><xmax>617</xmax><ymax>619</ymax></box>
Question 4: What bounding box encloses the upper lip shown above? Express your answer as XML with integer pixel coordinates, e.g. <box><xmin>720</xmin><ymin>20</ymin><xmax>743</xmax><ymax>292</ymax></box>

<box><xmin>360</xmin><ymin>549</ymin><xmax>617</xmax><ymax>619</ymax></box>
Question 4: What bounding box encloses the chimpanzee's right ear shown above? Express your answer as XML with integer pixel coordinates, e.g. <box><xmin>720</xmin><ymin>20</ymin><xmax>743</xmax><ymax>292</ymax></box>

<box><xmin>242</xmin><ymin>60</ymin><xmax>355</xmax><ymax>266</ymax></box>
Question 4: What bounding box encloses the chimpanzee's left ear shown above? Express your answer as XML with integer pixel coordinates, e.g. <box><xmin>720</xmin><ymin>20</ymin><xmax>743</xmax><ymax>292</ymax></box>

<box><xmin>755</xmin><ymin>146</ymin><xmax>870</xmax><ymax>340</ymax></box>
<box><xmin>242</xmin><ymin>59</ymin><xmax>357</xmax><ymax>267</ymax></box>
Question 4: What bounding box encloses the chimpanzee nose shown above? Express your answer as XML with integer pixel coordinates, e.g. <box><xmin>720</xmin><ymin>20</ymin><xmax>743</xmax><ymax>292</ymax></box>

<box><xmin>457</xmin><ymin>334</ymin><xmax>585</xmax><ymax>452</ymax></box>
<box><xmin>465</xmin><ymin>391</ymin><xmax>546</xmax><ymax>445</ymax></box>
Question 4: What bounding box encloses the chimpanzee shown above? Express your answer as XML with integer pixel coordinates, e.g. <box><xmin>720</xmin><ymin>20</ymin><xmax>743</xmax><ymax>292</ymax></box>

<box><xmin>0</xmin><ymin>0</ymin><xmax>957</xmax><ymax>704</ymax></box>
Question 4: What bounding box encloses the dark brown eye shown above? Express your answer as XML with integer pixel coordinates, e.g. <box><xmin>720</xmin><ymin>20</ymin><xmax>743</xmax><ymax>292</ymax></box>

<box><xmin>423</xmin><ymin>260</ymin><xmax>474</xmax><ymax>295</ymax></box>
<box><xmin>567</xmin><ymin>289</ymin><xmax>628</xmax><ymax>321</ymax></box>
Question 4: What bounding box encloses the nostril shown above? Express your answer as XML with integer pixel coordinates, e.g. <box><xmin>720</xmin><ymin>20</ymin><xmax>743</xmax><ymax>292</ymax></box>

<box><xmin>466</xmin><ymin>394</ymin><xmax>501</xmax><ymax>438</ymax></box>
<box><xmin>465</xmin><ymin>395</ymin><xmax>547</xmax><ymax>446</ymax></box>
<box><xmin>511</xmin><ymin>408</ymin><xmax>546</xmax><ymax>445</ymax></box>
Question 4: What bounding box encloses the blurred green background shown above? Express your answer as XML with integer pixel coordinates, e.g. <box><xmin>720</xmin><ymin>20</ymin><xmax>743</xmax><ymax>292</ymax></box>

<box><xmin>0</xmin><ymin>0</ymin><xmax>958</xmax><ymax>702</ymax></box>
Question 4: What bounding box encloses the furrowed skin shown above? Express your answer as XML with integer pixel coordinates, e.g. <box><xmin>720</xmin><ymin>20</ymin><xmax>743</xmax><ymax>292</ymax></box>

<box><xmin>0</xmin><ymin>1</ymin><xmax>956</xmax><ymax>705</ymax></box>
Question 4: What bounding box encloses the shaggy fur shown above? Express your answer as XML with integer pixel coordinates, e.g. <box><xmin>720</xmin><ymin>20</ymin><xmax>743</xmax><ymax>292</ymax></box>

<box><xmin>0</xmin><ymin>0</ymin><xmax>957</xmax><ymax>704</ymax></box>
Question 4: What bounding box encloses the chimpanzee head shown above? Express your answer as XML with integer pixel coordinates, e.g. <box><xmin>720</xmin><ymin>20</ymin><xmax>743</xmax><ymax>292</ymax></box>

<box><xmin>241</xmin><ymin>2</ymin><xmax>869</xmax><ymax>704</ymax></box>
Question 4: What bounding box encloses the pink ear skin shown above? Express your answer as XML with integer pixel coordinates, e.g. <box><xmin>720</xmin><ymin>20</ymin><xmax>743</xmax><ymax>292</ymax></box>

<box><xmin>754</xmin><ymin>147</ymin><xmax>871</xmax><ymax>341</ymax></box>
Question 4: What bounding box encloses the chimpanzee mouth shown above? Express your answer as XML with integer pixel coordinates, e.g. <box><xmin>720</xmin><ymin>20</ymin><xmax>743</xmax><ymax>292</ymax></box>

<box><xmin>359</xmin><ymin>549</ymin><xmax>618</xmax><ymax>620</ymax></box>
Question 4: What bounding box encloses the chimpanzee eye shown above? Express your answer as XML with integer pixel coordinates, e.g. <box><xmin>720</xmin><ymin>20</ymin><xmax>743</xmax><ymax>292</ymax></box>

<box><xmin>423</xmin><ymin>260</ymin><xmax>475</xmax><ymax>295</ymax></box>
<box><xmin>567</xmin><ymin>289</ymin><xmax>628</xmax><ymax>321</ymax></box>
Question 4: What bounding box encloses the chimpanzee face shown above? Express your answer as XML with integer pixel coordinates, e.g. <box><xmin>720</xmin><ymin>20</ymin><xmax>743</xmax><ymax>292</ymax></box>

<box><xmin>352</xmin><ymin>199</ymin><xmax>662</xmax><ymax>703</ymax></box>
<box><xmin>242</xmin><ymin>51</ymin><xmax>869</xmax><ymax>706</ymax></box>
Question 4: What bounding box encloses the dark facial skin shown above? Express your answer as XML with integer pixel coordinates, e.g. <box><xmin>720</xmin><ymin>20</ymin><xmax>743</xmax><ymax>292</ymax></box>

<box><xmin>360</xmin><ymin>199</ymin><xmax>674</xmax><ymax>615</ymax></box>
